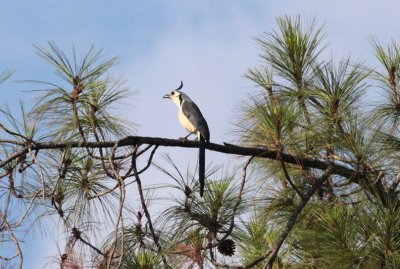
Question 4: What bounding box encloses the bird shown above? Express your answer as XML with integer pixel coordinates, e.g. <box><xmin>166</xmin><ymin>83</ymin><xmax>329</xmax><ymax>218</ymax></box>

<box><xmin>163</xmin><ymin>81</ymin><xmax>210</xmax><ymax>197</ymax></box>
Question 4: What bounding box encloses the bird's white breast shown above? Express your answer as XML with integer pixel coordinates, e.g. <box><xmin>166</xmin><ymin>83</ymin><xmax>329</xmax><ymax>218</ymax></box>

<box><xmin>179</xmin><ymin>103</ymin><xmax>197</xmax><ymax>133</ymax></box>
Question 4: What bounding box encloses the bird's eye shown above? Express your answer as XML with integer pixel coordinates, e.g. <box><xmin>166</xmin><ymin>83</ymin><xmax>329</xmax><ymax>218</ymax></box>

<box><xmin>170</xmin><ymin>91</ymin><xmax>175</xmax><ymax>95</ymax></box>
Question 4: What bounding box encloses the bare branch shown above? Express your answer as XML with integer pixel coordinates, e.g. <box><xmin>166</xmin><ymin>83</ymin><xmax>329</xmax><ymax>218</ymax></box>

<box><xmin>15</xmin><ymin>190</ymin><xmax>41</xmax><ymax>227</ymax></box>
<box><xmin>0</xmin><ymin>136</ymin><xmax>354</xmax><ymax>178</ymax></box>
<box><xmin>0</xmin><ymin>212</ymin><xmax>23</xmax><ymax>268</ymax></box>
<box><xmin>28</xmin><ymin>148</ymin><xmax>46</xmax><ymax>201</ymax></box>
<box><xmin>128</xmin><ymin>145</ymin><xmax>159</xmax><ymax>177</ymax></box>
<box><xmin>107</xmin><ymin>140</ymin><xmax>128</xmax><ymax>269</ymax></box>
<box><xmin>132</xmin><ymin>154</ymin><xmax>171</xmax><ymax>269</ymax></box>
<box><xmin>0</xmin><ymin>147</ymin><xmax>30</xmax><ymax>169</ymax></box>
<box><xmin>71</xmin><ymin>227</ymin><xmax>105</xmax><ymax>256</ymax></box>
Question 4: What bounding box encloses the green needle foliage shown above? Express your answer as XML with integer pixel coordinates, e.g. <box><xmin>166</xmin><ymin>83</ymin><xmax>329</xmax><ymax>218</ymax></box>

<box><xmin>0</xmin><ymin>43</ymin><xmax>139</xmax><ymax>268</ymax></box>
<box><xmin>157</xmin><ymin>157</ymin><xmax>247</xmax><ymax>236</ymax></box>
<box><xmin>6</xmin><ymin>14</ymin><xmax>400</xmax><ymax>269</ymax></box>
<box><xmin>240</xmin><ymin>93</ymin><xmax>300</xmax><ymax>150</ymax></box>
<box><xmin>122</xmin><ymin>251</ymin><xmax>162</xmax><ymax>269</ymax></box>
<box><xmin>30</xmin><ymin>42</ymin><xmax>133</xmax><ymax>141</ymax></box>
<box><xmin>237</xmin><ymin>214</ymin><xmax>274</xmax><ymax>268</ymax></box>
<box><xmin>311</xmin><ymin>59</ymin><xmax>368</xmax><ymax>126</ymax></box>
<box><xmin>371</xmin><ymin>38</ymin><xmax>400</xmax><ymax>132</ymax></box>
<box><xmin>256</xmin><ymin>15</ymin><xmax>325</xmax><ymax>91</ymax></box>
<box><xmin>235</xmin><ymin>14</ymin><xmax>400</xmax><ymax>269</ymax></box>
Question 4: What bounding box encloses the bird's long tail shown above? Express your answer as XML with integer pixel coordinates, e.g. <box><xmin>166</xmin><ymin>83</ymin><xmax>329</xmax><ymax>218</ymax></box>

<box><xmin>199</xmin><ymin>136</ymin><xmax>206</xmax><ymax>197</ymax></box>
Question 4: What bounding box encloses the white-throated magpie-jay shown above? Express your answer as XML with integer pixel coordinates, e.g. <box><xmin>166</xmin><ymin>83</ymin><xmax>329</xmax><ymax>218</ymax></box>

<box><xmin>163</xmin><ymin>81</ymin><xmax>210</xmax><ymax>197</ymax></box>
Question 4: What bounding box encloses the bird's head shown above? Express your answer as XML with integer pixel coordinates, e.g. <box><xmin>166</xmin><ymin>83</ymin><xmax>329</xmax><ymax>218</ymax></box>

<box><xmin>163</xmin><ymin>81</ymin><xmax>191</xmax><ymax>106</ymax></box>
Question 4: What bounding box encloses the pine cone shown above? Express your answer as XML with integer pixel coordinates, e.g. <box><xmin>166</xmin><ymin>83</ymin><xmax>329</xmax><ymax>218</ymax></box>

<box><xmin>217</xmin><ymin>239</ymin><xmax>235</xmax><ymax>257</ymax></box>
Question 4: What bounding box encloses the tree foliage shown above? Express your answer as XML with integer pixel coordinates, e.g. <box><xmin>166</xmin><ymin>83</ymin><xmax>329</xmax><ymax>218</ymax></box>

<box><xmin>1</xmin><ymin>15</ymin><xmax>400</xmax><ymax>269</ymax></box>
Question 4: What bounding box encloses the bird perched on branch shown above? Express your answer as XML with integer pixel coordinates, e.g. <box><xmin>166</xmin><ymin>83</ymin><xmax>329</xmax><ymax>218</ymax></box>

<box><xmin>163</xmin><ymin>81</ymin><xmax>210</xmax><ymax>197</ymax></box>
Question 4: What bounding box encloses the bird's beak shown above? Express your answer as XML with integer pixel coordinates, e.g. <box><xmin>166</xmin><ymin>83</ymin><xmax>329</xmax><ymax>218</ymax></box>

<box><xmin>162</xmin><ymin>93</ymin><xmax>171</xmax><ymax>99</ymax></box>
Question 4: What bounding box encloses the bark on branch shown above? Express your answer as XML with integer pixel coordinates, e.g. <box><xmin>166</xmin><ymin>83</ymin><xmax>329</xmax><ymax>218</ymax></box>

<box><xmin>0</xmin><ymin>135</ymin><xmax>354</xmax><ymax>178</ymax></box>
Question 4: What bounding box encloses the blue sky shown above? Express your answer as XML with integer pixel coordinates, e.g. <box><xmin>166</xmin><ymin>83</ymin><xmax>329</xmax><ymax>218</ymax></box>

<box><xmin>1</xmin><ymin>0</ymin><xmax>400</xmax><ymax>267</ymax></box>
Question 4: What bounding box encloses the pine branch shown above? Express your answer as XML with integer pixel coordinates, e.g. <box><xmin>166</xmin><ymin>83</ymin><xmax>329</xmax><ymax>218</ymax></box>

<box><xmin>0</xmin><ymin>135</ymin><xmax>354</xmax><ymax>178</ymax></box>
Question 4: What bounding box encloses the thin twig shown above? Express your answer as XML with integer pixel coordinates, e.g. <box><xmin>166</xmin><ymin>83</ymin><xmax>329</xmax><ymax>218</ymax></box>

<box><xmin>90</xmin><ymin>115</ymin><xmax>113</xmax><ymax>181</ymax></box>
<box><xmin>0</xmin><ymin>123</ymin><xmax>30</xmax><ymax>141</ymax></box>
<box><xmin>72</xmin><ymin>228</ymin><xmax>105</xmax><ymax>256</ymax></box>
<box><xmin>280</xmin><ymin>159</ymin><xmax>305</xmax><ymax>199</ymax></box>
<box><xmin>263</xmin><ymin>165</ymin><xmax>334</xmax><ymax>269</ymax></box>
<box><xmin>182</xmin><ymin>157</ymin><xmax>255</xmax><ymax>264</ymax></box>
<box><xmin>220</xmin><ymin>156</ymin><xmax>254</xmax><ymax>242</ymax></box>
<box><xmin>0</xmin><ymin>211</ymin><xmax>23</xmax><ymax>268</ymax></box>
<box><xmin>209</xmin><ymin>157</ymin><xmax>261</xmax><ymax>268</ymax></box>
<box><xmin>125</xmin><ymin>145</ymin><xmax>159</xmax><ymax>177</ymax></box>
<box><xmin>49</xmin><ymin>150</ymin><xmax>70</xmax><ymax>196</ymax></box>
<box><xmin>132</xmin><ymin>154</ymin><xmax>171</xmax><ymax>269</ymax></box>
<box><xmin>107</xmin><ymin>140</ymin><xmax>129</xmax><ymax>269</ymax></box>
<box><xmin>28</xmin><ymin>148</ymin><xmax>45</xmax><ymax>201</ymax></box>
<box><xmin>86</xmin><ymin>145</ymin><xmax>159</xmax><ymax>200</ymax></box>
<box><xmin>15</xmin><ymin>190</ymin><xmax>41</xmax><ymax>227</ymax></box>
<box><xmin>0</xmin><ymin>139</ymin><xmax>26</xmax><ymax>146</ymax></box>
<box><xmin>0</xmin><ymin>147</ymin><xmax>30</xmax><ymax>169</ymax></box>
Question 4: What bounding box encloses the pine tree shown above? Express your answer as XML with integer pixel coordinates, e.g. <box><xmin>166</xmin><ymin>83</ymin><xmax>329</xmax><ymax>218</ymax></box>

<box><xmin>2</xmin><ymin>15</ymin><xmax>400</xmax><ymax>269</ymax></box>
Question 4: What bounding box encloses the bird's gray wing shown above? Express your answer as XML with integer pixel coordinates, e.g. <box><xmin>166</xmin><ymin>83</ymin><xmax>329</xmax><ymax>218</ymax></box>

<box><xmin>183</xmin><ymin>100</ymin><xmax>209</xmax><ymax>197</ymax></box>
<box><xmin>182</xmin><ymin>101</ymin><xmax>210</xmax><ymax>141</ymax></box>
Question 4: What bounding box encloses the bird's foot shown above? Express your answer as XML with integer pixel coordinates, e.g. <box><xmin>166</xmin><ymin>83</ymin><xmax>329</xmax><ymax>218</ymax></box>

<box><xmin>179</xmin><ymin>133</ymin><xmax>195</xmax><ymax>140</ymax></box>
